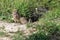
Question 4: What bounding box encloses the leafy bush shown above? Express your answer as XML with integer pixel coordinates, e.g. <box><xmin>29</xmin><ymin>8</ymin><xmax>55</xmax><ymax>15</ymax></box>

<box><xmin>46</xmin><ymin>0</ymin><xmax>60</xmax><ymax>9</ymax></box>
<box><xmin>0</xmin><ymin>0</ymin><xmax>49</xmax><ymax>22</ymax></box>
<box><xmin>0</xmin><ymin>32</ymin><xmax>5</xmax><ymax>36</ymax></box>
<box><xmin>25</xmin><ymin>33</ymin><xmax>49</xmax><ymax>40</ymax></box>
<box><xmin>26</xmin><ymin>20</ymin><xmax>60</xmax><ymax>40</ymax></box>
<box><xmin>12</xmin><ymin>32</ymin><xmax>24</xmax><ymax>40</ymax></box>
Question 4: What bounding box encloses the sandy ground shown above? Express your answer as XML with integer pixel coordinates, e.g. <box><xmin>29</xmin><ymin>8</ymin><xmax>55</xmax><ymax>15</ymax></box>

<box><xmin>0</xmin><ymin>21</ymin><xmax>37</xmax><ymax>40</ymax></box>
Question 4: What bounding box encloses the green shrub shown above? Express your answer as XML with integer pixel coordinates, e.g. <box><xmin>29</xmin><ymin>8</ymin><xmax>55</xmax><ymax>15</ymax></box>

<box><xmin>0</xmin><ymin>0</ymin><xmax>49</xmax><ymax>22</ymax></box>
<box><xmin>25</xmin><ymin>33</ymin><xmax>49</xmax><ymax>40</ymax></box>
<box><xmin>26</xmin><ymin>20</ymin><xmax>60</xmax><ymax>40</ymax></box>
<box><xmin>0</xmin><ymin>32</ymin><xmax>5</xmax><ymax>36</ymax></box>
<box><xmin>46</xmin><ymin>0</ymin><xmax>60</xmax><ymax>8</ymax></box>
<box><xmin>12</xmin><ymin>32</ymin><xmax>24</xmax><ymax>40</ymax></box>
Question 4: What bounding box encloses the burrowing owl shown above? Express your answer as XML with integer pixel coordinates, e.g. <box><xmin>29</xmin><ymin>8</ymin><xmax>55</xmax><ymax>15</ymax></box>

<box><xmin>12</xmin><ymin>9</ymin><xmax>20</xmax><ymax>23</ymax></box>
<box><xmin>12</xmin><ymin>9</ymin><xmax>27</xmax><ymax>24</ymax></box>
<box><xmin>20</xmin><ymin>17</ymin><xmax>27</xmax><ymax>24</ymax></box>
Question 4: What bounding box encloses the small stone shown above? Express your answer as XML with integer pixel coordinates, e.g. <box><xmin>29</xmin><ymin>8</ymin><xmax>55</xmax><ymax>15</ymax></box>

<box><xmin>23</xmin><ymin>29</ymin><xmax>31</xmax><ymax>36</ymax></box>
<box><xmin>29</xmin><ymin>28</ymin><xmax>36</xmax><ymax>33</ymax></box>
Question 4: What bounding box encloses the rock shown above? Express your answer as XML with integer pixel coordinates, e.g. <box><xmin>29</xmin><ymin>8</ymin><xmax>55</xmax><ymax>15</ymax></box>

<box><xmin>0</xmin><ymin>21</ymin><xmax>38</xmax><ymax>37</ymax></box>
<box><xmin>18</xmin><ymin>24</ymin><xmax>27</xmax><ymax>31</ymax></box>
<box><xmin>4</xmin><ymin>23</ymin><xmax>27</xmax><ymax>33</ymax></box>
<box><xmin>0</xmin><ymin>21</ymin><xmax>27</xmax><ymax>33</ymax></box>
<box><xmin>5</xmin><ymin>23</ymin><xmax>19</xmax><ymax>33</ymax></box>
<box><xmin>0</xmin><ymin>37</ymin><xmax>12</xmax><ymax>40</ymax></box>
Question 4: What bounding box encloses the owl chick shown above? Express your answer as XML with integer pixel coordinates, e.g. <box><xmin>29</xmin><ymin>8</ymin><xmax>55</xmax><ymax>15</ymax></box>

<box><xmin>20</xmin><ymin>17</ymin><xmax>27</xmax><ymax>24</ymax></box>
